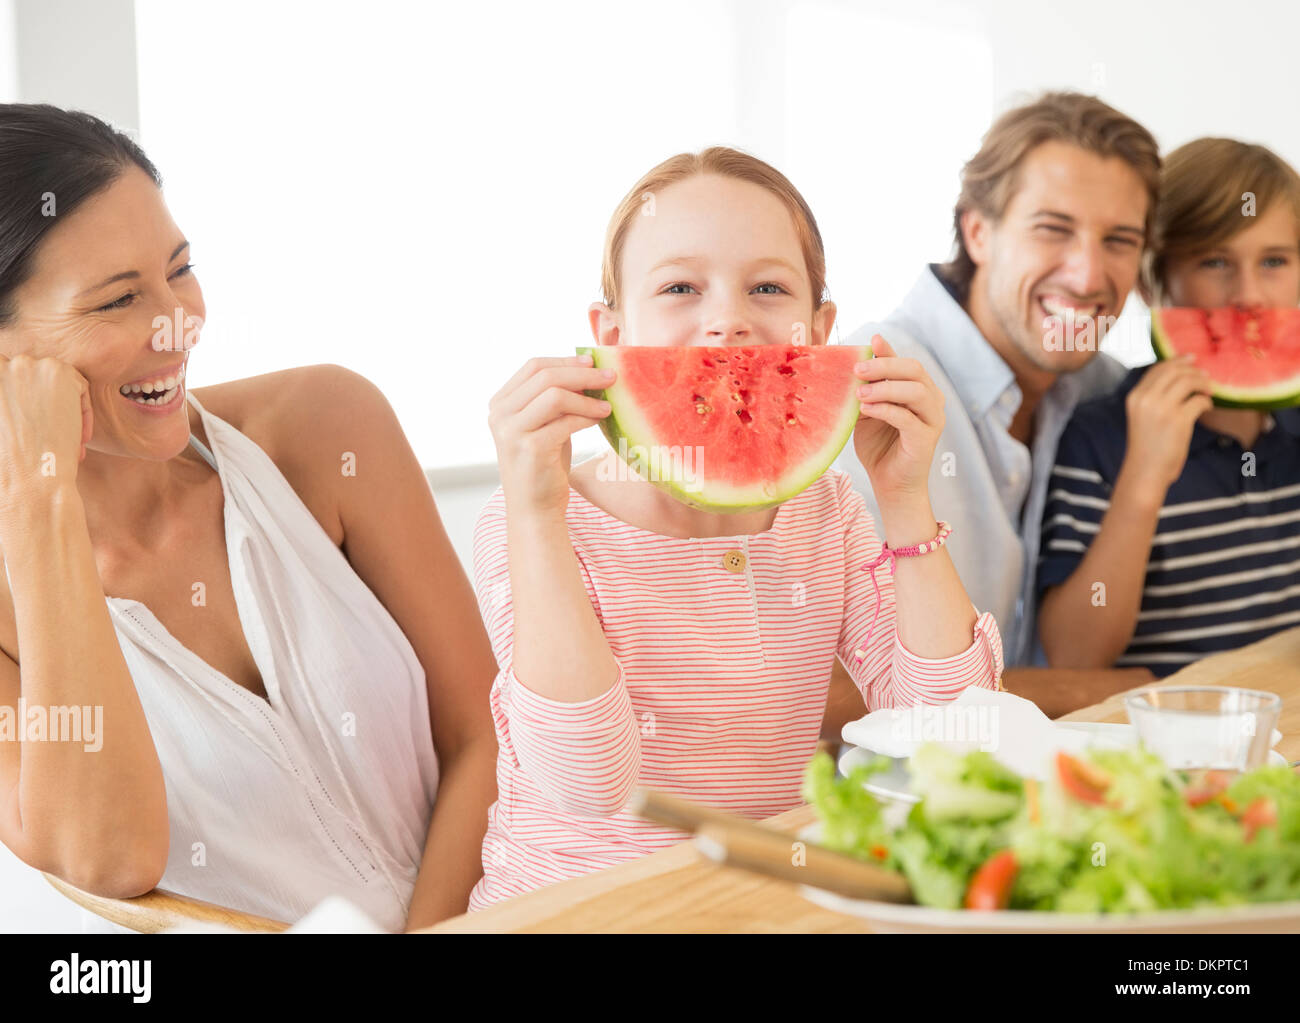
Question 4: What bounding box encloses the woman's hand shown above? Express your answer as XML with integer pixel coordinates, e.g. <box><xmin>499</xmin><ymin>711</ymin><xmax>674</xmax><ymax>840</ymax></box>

<box><xmin>852</xmin><ymin>335</ymin><xmax>944</xmax><ymax>510</ymax></box>
<box><xmin>488</xmin><ymin>353</ymin><xmax>614</xmax><ymax>516</ymax></box>
<box><xmin>0</xmin><ymin>354</ymin><xmax>93</xmax><ymax>521</ymax></box>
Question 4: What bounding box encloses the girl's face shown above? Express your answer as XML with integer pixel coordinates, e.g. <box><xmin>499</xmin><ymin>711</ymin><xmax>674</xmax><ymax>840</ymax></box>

<box><xmin>1163</xmin><ymin>200</ymin><xmax>1300</xmax><ymax>308</ymax></box>
<box><xmin>0</xmin><ymin>166</ymin><xmax>204</xmax><ymax>462</ymax></box>
<box><xmin>589</xmin><ymin>173</ymin><xmax>835</xmax><ymax>348</ymax></box>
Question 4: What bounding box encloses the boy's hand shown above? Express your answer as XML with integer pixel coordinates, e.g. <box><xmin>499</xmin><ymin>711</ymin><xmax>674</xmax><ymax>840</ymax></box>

<box><xmin>1120</xmin><ymin>358</ymin><xmax>1214</xmax><ymax>503</ymax></box>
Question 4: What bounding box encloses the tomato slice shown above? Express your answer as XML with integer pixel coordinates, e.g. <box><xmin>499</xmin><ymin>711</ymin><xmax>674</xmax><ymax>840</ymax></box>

<box><xmin>1056</xmin><ymin>752</ymin><xmax>1112</xmax><ymax>805</ymax></box>
<box><xmin>964</xmin><ymin>849</ymin><xmax>1018</xmax><ymax>911</ymax></box>
<box><xmin>1242</xmin><ymin>797</ymin><xmax>1278</xmax><ymax>842</ymax></box>
<box><xmin>1184</xmin><ymin>770</ymin><xmax>1233</xmax><ymax>807</ymax></box>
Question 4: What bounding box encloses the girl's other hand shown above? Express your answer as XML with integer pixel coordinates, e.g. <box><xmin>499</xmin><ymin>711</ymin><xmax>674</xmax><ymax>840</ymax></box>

<box><xmin>851</xmin><ymin>335</ymin><xmax>944</xmax><ymax>508</ymax></box>
<box><xmin>488</xmin><ymin>354</ymin><xmax>614</xmax><ymax>516</ymax></box>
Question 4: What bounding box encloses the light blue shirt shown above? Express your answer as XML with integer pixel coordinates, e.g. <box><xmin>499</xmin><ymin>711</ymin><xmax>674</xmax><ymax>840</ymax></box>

<box><xmin>834</xmin><ymin>265</ymin><xmax>1127</xmax><ymax>667</ymax></box>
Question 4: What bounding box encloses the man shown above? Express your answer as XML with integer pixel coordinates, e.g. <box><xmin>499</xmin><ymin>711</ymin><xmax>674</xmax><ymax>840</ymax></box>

<box><xmin>828</xmin><ymin>91</ymin><xmax>1160</xmax><ymax>721</ymax></box>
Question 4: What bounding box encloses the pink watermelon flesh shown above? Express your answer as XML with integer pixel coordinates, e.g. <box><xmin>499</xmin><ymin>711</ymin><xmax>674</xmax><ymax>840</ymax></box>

<box><xmin>579</xmin><ymin>344</ymin><xmax>869</xmax><ymax>510</ymax></box>
<box><xmin>1151</xmin><ymin>306</ymin><xmax>1300</xmax><ymax>408</ymax></box>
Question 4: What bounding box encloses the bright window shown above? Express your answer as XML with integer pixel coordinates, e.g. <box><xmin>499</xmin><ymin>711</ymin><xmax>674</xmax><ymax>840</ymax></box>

<box><xmin>135</xmin><ymin>0</ymin><xmax>1007</xmax><ymax>468</ymax></box>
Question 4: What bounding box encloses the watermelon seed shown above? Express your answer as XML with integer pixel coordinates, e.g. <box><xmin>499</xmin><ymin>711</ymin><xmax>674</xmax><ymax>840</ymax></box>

<box><xmin>786</xmin><ymin>415</ymin><xmax>798</xmax><ymax>426</ymax></box>
<box><xmin>695</xmin><ymin>402</ymin><xmax>712</xmax><ymax>414</ymax></box>
<box><xmin>736</xmin><ymin>409</ymin><xmax>753</xmax><ymax>425</ymax></box>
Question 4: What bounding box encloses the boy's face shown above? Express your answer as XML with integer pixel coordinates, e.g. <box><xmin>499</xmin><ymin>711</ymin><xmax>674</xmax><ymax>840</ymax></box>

<box><xmin>1163</xmin><ymin>201</ymin><xmax>1300</xmax><ymax>309</ymax></box>
<box><xmin>590</xmin><ymin>173</ymin><xmax>835</xmax><ymax>348</ymax></box>
<box><xmin>962</xmin><ymin>140</ymin><xmax>1149</xmax><ymax>374</ymax></box>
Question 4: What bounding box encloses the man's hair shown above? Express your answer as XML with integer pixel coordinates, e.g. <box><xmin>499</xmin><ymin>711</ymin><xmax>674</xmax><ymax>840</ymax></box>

<box><xmin>939</xmin><ymin>91</ymin><xmax>1161</xmax><ymax>300</ymax></box>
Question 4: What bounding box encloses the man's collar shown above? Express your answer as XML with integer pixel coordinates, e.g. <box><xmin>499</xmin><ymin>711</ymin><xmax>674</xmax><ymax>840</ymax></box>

<box><xmin>893</xmin><ymin>265</ymin><xmax>1016</xmax><ymax>419</ymax></box>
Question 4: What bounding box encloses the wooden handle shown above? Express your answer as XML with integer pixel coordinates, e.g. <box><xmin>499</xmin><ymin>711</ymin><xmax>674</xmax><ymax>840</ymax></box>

<box><xmin>44</xmin><ymin>873</ymin><xmax>291</xmax><ymax>933</ymax></box>
<box><xmin>627</xmin><ymin>787</ymin><xmax>774</xmax><ymax>834</ymax></box>
<box><xmin>694</xmin><ymin>822</ymin><xmax>912</xmax><ymax>904</ymax></box>
<box><xmin>629</xmin><ymin>787</ymin><xmax>912</xmax><ymax>904</ymax></box>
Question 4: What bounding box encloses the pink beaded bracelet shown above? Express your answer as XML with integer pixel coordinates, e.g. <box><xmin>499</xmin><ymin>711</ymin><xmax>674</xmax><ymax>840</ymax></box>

<box><xmin>853</xmin><ymin>521</ymin><xmax>953</xmax><ymax>664</ymax></box>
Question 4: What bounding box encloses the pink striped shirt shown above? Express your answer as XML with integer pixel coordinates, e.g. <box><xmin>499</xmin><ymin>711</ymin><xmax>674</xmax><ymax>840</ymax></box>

<box><xmin>467</xmin><ymin>469</ymin><xmax>1004</xmax><ymax>910</ymax></box>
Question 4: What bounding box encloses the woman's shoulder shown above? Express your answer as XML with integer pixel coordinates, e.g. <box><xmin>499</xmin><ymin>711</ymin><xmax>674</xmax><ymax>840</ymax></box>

<box><xmin>191</xmin><ymin>364</ymin><xmax>397</xmax><ymax>547</ymax></box>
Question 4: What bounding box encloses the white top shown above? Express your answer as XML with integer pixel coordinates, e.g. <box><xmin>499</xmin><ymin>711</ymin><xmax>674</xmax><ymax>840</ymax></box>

<box><xmin>834</xmin><ymin>265</ymin><xmax>1127</xmax><ymax>666</ymax></box>
<box><xmin>90</xmin><ymin>390</ymin><xmax>439</xmax><ymax>932</ymax></box>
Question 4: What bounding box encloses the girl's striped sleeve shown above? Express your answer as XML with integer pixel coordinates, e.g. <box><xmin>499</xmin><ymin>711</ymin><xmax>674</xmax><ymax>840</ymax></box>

<box><xmin>833</xmin><ymin>473</ymin><xmax>1004</xmax><ymax>708</ymax></box>
<box><xmin>471</xmin><ymin>492</ymin><xmax>642</xmax><ymax>817</ymax></box>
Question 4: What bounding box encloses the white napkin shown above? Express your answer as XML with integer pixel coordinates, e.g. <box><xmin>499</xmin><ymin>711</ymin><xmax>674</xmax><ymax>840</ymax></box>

<box><xmin>841</xmin><ymin>688</ymin><xmax>1285</xmax><ymax>781</ymax></box>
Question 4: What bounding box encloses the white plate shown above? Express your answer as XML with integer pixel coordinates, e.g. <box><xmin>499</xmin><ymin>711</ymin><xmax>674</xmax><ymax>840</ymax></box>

<box><xmin>793</xmin><ymin>822</ymin><xmax>1300</xmax><ymax>933</ymax></box>
<box><xmin>798</xmin><ymin>884</ymin><xmax>1300</xmax><ymax>933</ymax></box>
<box><xmin>839</xmin><ymin>722</ymin><xmax>1288</xmax><ymax>805</ymax></box>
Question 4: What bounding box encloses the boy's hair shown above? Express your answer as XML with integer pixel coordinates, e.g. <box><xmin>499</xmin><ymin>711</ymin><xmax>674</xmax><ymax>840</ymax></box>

<box><xmin>599</xmin><ymin>146</ymin><xmax>827</xmax><ymax>311</ymax></box>
<box><xmin>940</xmin><ymin>91</ymin><xmax>1161</xmax><ymax>300</ymax></box>
<box><xmin>1142</xmin><ymin>137</ymin><xmax>1300</xmax><ymax>303</ymax></box>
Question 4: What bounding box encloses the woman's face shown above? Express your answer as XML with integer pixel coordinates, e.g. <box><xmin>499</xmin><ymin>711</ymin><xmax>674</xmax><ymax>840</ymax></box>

<box><xmin>1163</xmin><ymin>200</ymin><xmax>1300</xmax><ymax>308</ymax></box>
<box><xmin>0</xmin><ymin>166</ymin><xmax>205</xmax><ymax>461</ymax></box>
<box><xmin>593</xmin><ymin>173</ymin><xmax>835</xmax><ymax>348</ymax></box>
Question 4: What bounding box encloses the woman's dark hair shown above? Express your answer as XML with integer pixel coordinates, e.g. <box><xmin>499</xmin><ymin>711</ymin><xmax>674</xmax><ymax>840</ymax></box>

<box><xmin>0</xmin><ymin>103</ymin><xmax>161</xmax><ymax>327</ymax></box>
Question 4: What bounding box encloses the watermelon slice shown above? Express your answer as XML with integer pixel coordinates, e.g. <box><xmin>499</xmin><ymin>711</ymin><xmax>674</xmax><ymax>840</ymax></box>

<box><xmin>1150</xmin><ymin>306</ymin><xmax>1300</xmax><ymax>409</ymax></box>
<box><xmin>577</xmin><ymin>344</ymin><xmax>870</xmax><ymax>511</ymax></box>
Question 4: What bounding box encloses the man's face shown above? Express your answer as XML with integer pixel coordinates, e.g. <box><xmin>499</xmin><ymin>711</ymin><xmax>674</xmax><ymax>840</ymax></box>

<box><xmin>963</xmin><ymin>140</ymin><xmax>1149</xmax><ymax>375</ymax></box>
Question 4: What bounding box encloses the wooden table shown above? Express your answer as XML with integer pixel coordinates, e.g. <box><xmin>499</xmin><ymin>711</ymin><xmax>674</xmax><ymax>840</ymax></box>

<box><xmin>418</xmin><ymin>628</ymin><xmax>1300</xmax><ymax>933</ymax></box>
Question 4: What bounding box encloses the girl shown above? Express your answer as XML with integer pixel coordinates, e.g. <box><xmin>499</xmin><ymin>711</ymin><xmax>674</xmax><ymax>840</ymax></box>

<box><xmin>1038</xmin><ymin>138</ymin><xmax>1300</xmax><ymax>674</ymax></box>
<box><xmin>474</xmin><ymin>147</ymin><xmax>1004</xmax><ymax>907</ymax></box>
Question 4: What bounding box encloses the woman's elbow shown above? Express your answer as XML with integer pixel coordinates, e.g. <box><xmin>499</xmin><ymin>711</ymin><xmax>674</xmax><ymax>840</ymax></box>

<box><xmin>51</xmin><ymin>841</ymin><xmax>169</xmax><ymax>900</ymax></box>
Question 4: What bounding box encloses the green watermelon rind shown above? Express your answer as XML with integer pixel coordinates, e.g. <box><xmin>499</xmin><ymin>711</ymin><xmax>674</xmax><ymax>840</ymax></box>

<box><xmin>577</xmin><ymin>344</ymin><xmax>871</xmax><ymax>512</ymax></box>
<box><xmin>1150</xmin><ymin>310</ymin><xmax>1300</xmax><ymax>411</ymax></box>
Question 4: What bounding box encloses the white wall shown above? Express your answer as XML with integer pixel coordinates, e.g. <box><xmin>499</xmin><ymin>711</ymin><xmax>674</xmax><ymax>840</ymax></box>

<box><xmin>13</xmin><ymin>0</ymin><xmax>137</xmax><ymax>129</ymax></box>
<box><xmin>0</xmin><ymin>1</ymin><xmax>16</xmax><ymax>101</ymax></box>
<box><xmin>982</xmin><ymin>0</ymin><xmax>1300</xmax><ymax>165</ymax></box>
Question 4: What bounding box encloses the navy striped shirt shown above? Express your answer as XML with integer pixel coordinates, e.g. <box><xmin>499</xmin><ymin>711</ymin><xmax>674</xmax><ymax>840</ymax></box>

<box><xmin>1038</xmin><ymin>365</ymin><xmax>1300</xmax><ymax>677</ymax></box>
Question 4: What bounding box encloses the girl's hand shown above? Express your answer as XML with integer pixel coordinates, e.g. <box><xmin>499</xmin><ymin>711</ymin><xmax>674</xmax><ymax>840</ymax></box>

<box><xmin>852</xmin><ymin>335</ymin><xmax>944</xmax><ymax>507</ymax></box>
<box><xmin>488</xmin><ymin>353</ymin><xmax>614</xmax><ymax>516</ymax></box>
<box><xmin>0</xmin><ymin>354</ymin><xmax>93</xmax><ymax>521</ymax></box>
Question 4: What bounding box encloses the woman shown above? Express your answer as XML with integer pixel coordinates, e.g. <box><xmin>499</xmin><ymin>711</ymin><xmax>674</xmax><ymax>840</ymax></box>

<box><xmin>1038</xmin><ymin>137</ymin><xmax>1300</xmax><ymax>675</ymax></box>
<box><xmin>0</xmin><ymin>104</ymin><xmax>497</xmax><ymax>932</ymax></box>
